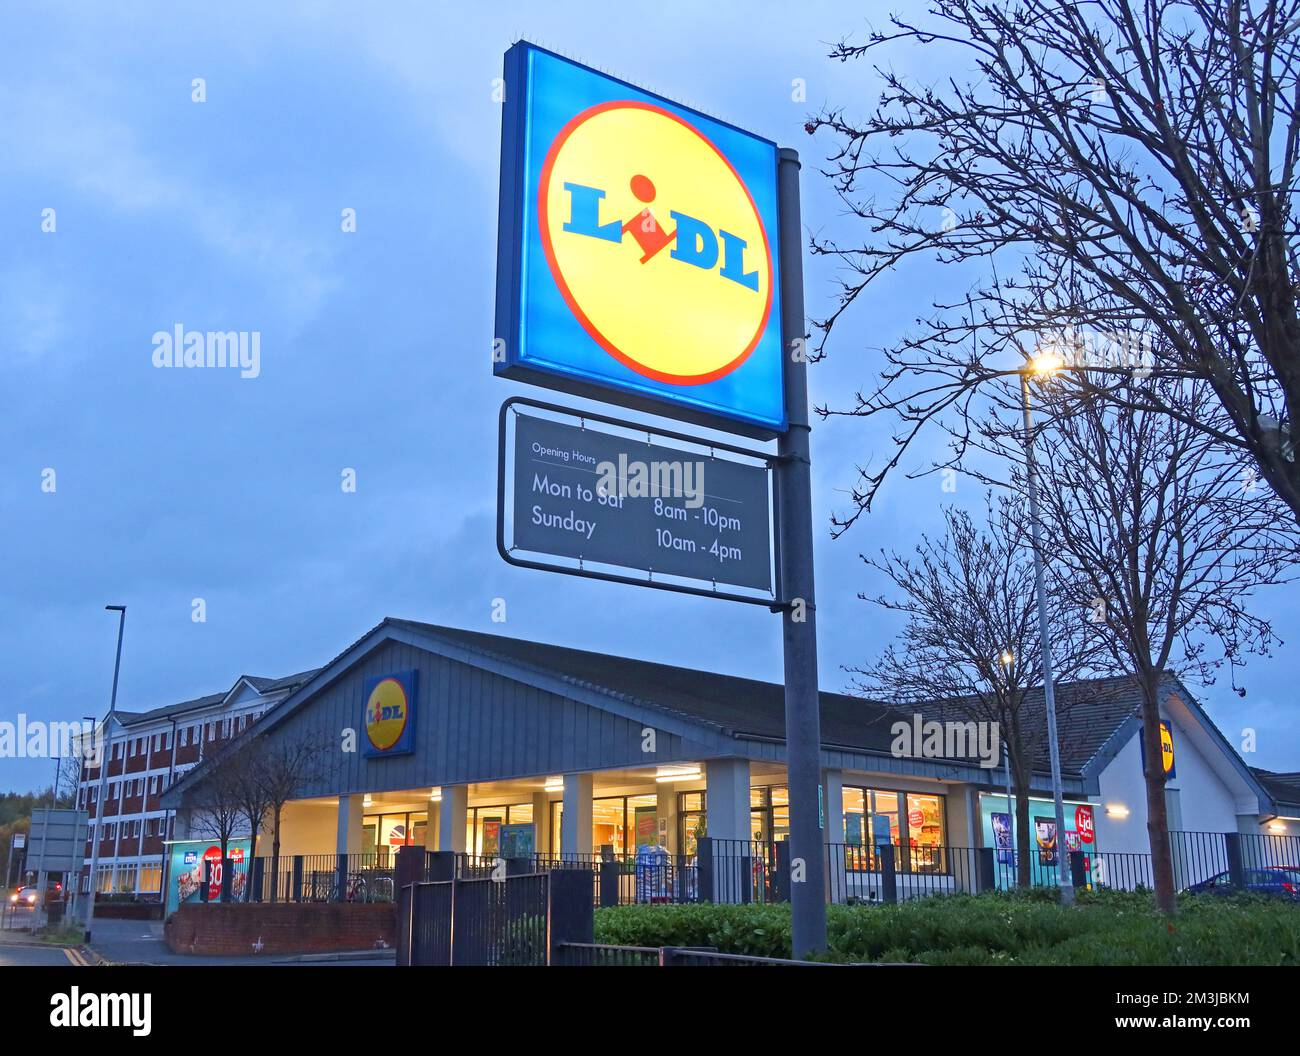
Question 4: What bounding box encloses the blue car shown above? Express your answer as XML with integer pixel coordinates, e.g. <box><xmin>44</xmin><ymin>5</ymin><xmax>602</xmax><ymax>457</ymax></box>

<box><xmin>1185</xmin><ymin>867</ymin><xmax>1300</xmax><ymax>899</ymax></box>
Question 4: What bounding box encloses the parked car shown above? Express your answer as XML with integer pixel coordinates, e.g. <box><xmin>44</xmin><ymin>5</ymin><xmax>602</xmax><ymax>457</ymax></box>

<box><xmin>1185</xmin><ymin>867</ymin><xmax>1300</xmax><ymax>899</ymax></box>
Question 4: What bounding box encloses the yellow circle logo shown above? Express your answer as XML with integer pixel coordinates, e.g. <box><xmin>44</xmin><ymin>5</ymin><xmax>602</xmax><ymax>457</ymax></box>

<box><xmin>365</xmin><ymin>677</ymin><xmax>409</xmax><ymax>752</ymax></box>
<box><xmin>1160</xmin><ymin>724</ymin><xmax>1175</xmax><ymax>775</ymax></box>
<box><xmin>539</xmin><ymin>101</ymin><xmax>773</xmax><ymax>385</ymax></box>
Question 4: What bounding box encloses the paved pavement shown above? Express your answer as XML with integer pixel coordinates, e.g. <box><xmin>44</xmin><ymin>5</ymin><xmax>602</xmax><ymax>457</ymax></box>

<box><xmin>0</xmin><ymin>941</ymin><xmax>80</xmax><ymax>967</ymax></box>
<box><xmin>86</xmin><ymin>918</ymin><xmax>394</xmax><ymax>966</ymax></box>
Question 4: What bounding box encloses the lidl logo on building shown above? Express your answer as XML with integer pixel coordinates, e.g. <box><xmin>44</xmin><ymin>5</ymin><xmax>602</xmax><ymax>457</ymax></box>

<box><xmin>1159</xmin><ymin>720</ymin><xmax>1176</xmax><ymax>778</ymax></box>
<box><xmin>362</xmin><ymin>670</ymin><xmax>417</xmax><ymax>757</ymax></box>
<box><xmin>496</xmin><ymin>43</ymin><xmax>785</xmax><ymax>437</ymax></box>
<box><xmin>1140</xmin><ymin>718</ymin><xmax>1177</xmax><ymax>779</ymax></box>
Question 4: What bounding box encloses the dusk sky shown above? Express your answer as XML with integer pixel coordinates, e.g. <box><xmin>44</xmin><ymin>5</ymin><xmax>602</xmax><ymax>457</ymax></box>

<box><xmin>3</xmin><ymin>1</ymin><xmax>1295</xmax><ymax>793</ymax></box>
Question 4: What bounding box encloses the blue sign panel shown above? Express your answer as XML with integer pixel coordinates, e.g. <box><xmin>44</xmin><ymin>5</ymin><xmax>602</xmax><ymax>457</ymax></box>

<box><xmin>495</xmin><ymin>42</ymin><xmax>786</xmax><ymax>438</ymax></box>
<box><xmin>362</xmin><ymin>670</ymin><xmax>417</xmax><ymax>758</ymax></box>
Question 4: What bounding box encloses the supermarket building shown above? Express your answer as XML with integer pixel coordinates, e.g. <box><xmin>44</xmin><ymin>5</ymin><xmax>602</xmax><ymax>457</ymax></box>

<box><xmin>153</xmin><ymin>617</ymin><xmax>1300</xmax><ymax>893</ymax></box>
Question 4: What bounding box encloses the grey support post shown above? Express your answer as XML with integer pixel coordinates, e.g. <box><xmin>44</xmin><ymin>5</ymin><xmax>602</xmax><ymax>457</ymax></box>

<box><xmin>776</xmin><ymin>147</ymin><xmax>827</xmax><ymax>956</ymax></box>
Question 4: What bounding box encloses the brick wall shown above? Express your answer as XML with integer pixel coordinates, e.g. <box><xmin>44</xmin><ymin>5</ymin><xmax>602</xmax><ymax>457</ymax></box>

<box><xmin>164</xmin><ymin>903</ymin><xmax>396</xmax><ymax>957</ymax></box>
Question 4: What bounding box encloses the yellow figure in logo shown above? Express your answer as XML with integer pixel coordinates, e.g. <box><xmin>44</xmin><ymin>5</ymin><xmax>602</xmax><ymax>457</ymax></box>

<box><xmin>540</xmin><ymin>101</ymin><xmax>773</xmax><ymax>384</ymax></box>
<box><xmin>365</xmin><ymin>677</ymin><xmax>409</xmax><ymax>752</ymax></box>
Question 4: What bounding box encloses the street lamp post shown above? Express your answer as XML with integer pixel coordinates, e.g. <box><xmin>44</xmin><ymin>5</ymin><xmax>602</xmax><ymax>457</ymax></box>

<box><xmin>1019</xmin><ymin>361</ymin><xmax>1075</xmax><ymax>906</ymax></box>
<box><xmin>83</xmin><ymin>605</ymin><xmax>126</xmax><ymax>935</ymax></box>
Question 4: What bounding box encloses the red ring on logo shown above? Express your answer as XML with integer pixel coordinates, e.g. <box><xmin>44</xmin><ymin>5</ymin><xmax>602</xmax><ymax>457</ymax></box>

<box><xmin>537</xmin><ymin>100</ymin><xmax>774</xmax><ymax>386</ymax></box>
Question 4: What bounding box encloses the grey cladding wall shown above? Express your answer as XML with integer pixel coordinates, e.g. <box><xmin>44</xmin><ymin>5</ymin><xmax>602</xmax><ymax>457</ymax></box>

<box><xmin>250</xmin><ymin>639</ymin><xmax>721</xmax><ymax>797</ymax></box>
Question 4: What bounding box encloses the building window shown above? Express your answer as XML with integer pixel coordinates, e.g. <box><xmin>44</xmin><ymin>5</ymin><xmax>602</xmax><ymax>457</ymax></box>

<box><xmin>138</xmin><ymin>864</ymin><xmax>162</xmax><ymax>894</ymax></box>
<box><xmin>841</xmin><ymin>786</ymin><xmax>948</xmax><ymax>873</ymax></box>
<box><xmin>588</xmin><ymin>794</ymin><xmax>659</xmax><ymax>857</ymax></box>
<box><xmin>360</xmin><ymin>812</ymin><xmax>429</xmax><ymax>863</ymax></box>
<box><xmin>679</xmin><ymin>791</ymin><xmax>706</xmax><ymax>856</ymax></box>
<box><xmin>465</xmin><ymin>803</ymin><xmax>532</xmax><ymax>857</ymax></box>
<box><xmin>750</xmin><ymin>784</ymin><xmax>790</xmax><ymax>844</ymax></box>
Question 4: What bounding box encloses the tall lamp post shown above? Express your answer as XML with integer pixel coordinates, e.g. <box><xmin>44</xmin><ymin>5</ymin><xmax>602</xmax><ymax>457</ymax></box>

<box><xmin>83</xmin><ymin>605</ymin><xmax>126</xmax><ymax>935</ymax></box>
<box><xmin>1019</xmin><ymin>355</ymin><xmax>1075</xmax><ymax>906</ymax></box>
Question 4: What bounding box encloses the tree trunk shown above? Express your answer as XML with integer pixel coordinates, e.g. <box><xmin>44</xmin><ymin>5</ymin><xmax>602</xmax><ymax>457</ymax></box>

<box><xmin>219</xmin><ymin>836</ymin><xmax>230</xmax><ymax>904</ymax></box>
<box><xmin>245</xmin><ymin>824</ymin><xmax>258</xmax><ymax>903</ymax></box>
<box><xmin>1013</xmin><ymin>768</ymin><xmax>1034</xmax><ymax>889</ymax></box>
<box><xmin>1138</xmin><ymin>674</ymin><xmax>1176</xmax><ymax>912</ymax></box>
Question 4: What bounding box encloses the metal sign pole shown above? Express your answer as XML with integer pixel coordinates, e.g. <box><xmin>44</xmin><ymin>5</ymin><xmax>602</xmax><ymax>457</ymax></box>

<box><xmin>776</xmin><ymin>147</ymin><xmax>827</xmax><ymax>956</ymax></box>
<box><xmin>84</xmin><ymin>605</ymin><xmax>126</xmax><ymax>934</ymax></box>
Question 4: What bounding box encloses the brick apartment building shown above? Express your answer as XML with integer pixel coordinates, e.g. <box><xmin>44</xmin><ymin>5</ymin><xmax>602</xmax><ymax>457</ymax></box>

<box><xmin>76</xmin><ymin>668</ymin><xmax>316</xmax><ymax>898</ymax></box>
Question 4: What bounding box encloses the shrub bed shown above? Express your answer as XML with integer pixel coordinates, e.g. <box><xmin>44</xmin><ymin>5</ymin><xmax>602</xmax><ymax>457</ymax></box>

<box><xmin>593</xmin><ymin>889</ymin><xmax>1300</xmax><ymax>965</ymax></box>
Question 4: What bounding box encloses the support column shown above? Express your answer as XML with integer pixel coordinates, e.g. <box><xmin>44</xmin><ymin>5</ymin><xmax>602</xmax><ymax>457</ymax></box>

<box><xmin>561</xmin><ymin>774</ymin><xmax>593</xmax><ymax>858</ymax></box>
<box><xmin>438</xmin><ymin>786</ymin><xmax>468</xmax><ymax>852</ymax></box>
<box><xmin>704</xmin><ymin>759</ymin><xmax>750</xmax><ymax>841</ymax></box>
<box><xmin>532</xmin><ymin>791</ymin><xmax>551</xmax><ymax>855</ymax></box>
<box><xmin>821</xmin><ymin>769</ymin><xmax>844</xmax><ymax>904</ymax></box>
<box><xmin>656</xmin><ymin>786</ymin><xmax>678</xmax><ymax>853</ymax></box>
<box><xmin>424</xmin><ymin>797</ymin><xmax>440</xmax><ymax>852</ymax></box>
<box><xmin>336</xmin><ymin>794</ymin><xmax>364</xmax><ymax>855</ymax></box>
<box><xmin>705</xmin><ymin>759</ymin><xmax>750</xmax><ymax>902</ymax></box>
<box><xmin>821</xmin><ymin>770</ymin><xmax>844</xmax><ymax>844</ymax></box>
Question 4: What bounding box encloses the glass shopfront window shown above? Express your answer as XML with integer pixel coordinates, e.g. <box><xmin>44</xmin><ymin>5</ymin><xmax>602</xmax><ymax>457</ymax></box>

<box><xmin>750</xmin><ymin>785</ymin><xmax>789</xmax><ymax>843</ymax></box>
<box><xmin>842</xmin><ymin>786</ymin><xmax>947</xmax><ymax>872</ymax></box>
<box><xmin>467</xmin><ymin>803</ymin><xmax>531</xmax><ymax>856</ymax></box>
<box><xmin>679</xmin><ymin>791</ymin><xmax>706</xmax><ymax>856</ymax></box>
<box><xmin>362</xmin><ymin>811</ymin><xmax>430</xmax><ymax>864</ymax></box>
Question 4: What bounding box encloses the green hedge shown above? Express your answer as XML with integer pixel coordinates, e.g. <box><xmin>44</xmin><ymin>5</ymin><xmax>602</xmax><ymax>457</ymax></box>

<box><xmin>593</xmin><ymin>890</ymin><xmax>1300</xmax><ymax>965</ymax></box>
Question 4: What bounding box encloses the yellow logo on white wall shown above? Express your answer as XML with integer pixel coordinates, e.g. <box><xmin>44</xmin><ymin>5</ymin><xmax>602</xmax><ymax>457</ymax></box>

<box><xmin>1160</xmin><ymin>721</ymin><xmax>1176</xmax><ymax>776</ymax></box>
<box><xmin>539</xmin><ymin>101</ymin><xmax>773</xmax><ymax>385</ymax></box>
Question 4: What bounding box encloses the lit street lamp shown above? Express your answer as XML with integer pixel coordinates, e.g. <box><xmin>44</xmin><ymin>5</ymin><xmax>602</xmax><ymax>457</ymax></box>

<box><xmin>1019</xmin><ymin>354</ymin><xmax>1075</xmax><ymax>906</ymax></box>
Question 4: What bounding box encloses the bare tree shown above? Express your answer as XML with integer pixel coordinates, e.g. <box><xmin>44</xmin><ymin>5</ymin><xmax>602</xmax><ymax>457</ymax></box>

<box><xmin>807</xmin><ymin>1</ymin><xmax>1300</xmax><ymax>527</ymax></box>
<box><xmin>189</xmin><ymin>753</ymin><xmax>245</xmax><ymax>903</ymax></box>
<box><xmin>851</xmin><ymin>494</ymin><xmax>1099</xmax><ymax>882</ymax></box>
<box><xmin>232</xmin><ymin>733</ymin><xmax>329</xmax><ymax>900</ymax></box>
<box><xmin>1028</xmin><ymin>377</ymin><xmax>1292</xmax><ymax>910</ymax></box>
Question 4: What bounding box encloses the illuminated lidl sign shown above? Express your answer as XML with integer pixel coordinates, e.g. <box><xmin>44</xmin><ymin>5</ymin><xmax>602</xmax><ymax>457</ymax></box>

<box><xmin>362</xmin><ymin>670</ymin><xmax>417</xmax><ymax>758</ymax></box>
<box><xmin>495</xmin><ymin>42</ymin><xmax>785</xmax><ymax>437</ymax></box>
<box><xmin>1139</xmin><ymin>718</ymin><xmax>1177</xmax><ymax>779</ymax></box>
<box><xmin>1159</xmin><ymin>720</ymin><xmax>1176</xmax><ymax>778</ymax></box>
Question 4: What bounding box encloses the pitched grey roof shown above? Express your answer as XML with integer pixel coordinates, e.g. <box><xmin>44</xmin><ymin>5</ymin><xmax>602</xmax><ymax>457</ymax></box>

<box><xmin>387</xmin><ymin>620</ymin><xmax>1153</xmax><ymax>777</ymax></box>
